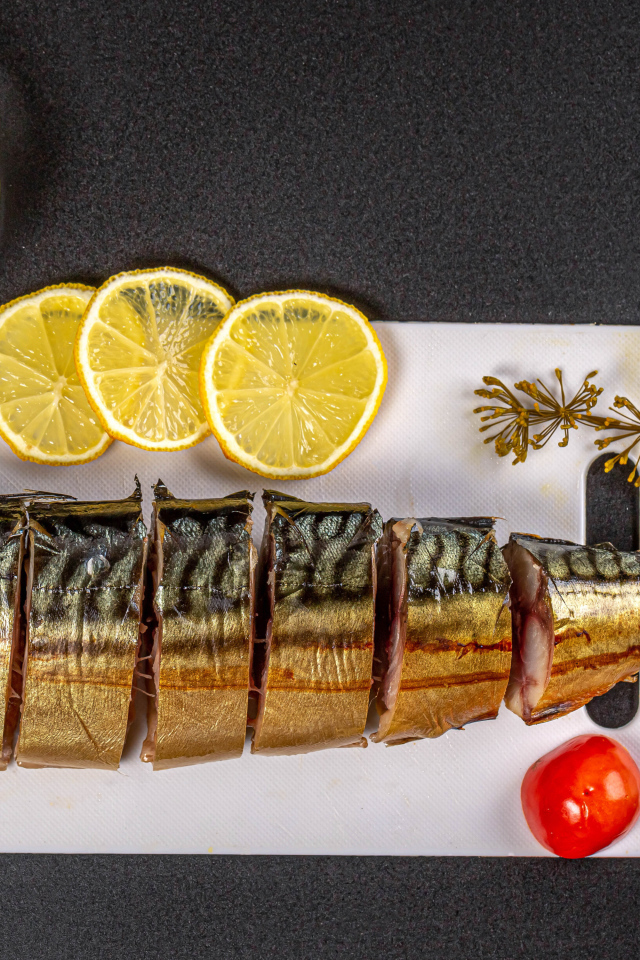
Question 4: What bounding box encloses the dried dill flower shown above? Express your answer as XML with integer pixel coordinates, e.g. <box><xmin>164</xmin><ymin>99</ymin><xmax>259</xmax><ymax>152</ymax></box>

<box><xmin>592</xmin><ymin>396</ymin><xmax>640</xmax><ymax>486</ymax></box>
<box><xmin>474</xmin><ymin>367</ymin><xmax>640</xmax><ymax>484</ymax></box>
<box><xmin>475</xmin><ymin>370</ymin><xmax>602</xmax><ymax>465</ymax></box>
<box><xmin>516</xmin><ymin>369</ymin><xmax>602</xmax><ymax>450</ymax></box>
<box><xmin>474</xmin><ymin>377</ymin><xmax>531</xmax><ymax>464</ymax></box>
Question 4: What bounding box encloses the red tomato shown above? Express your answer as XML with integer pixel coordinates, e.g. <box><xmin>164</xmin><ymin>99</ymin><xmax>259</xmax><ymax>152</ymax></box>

<box><xmin>521</xmin><ymin>734</ymin><xmax>640</xmax><ymax>858</ymax></box>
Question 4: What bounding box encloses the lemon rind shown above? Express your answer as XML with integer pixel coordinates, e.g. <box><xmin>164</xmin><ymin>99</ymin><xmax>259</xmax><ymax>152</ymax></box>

<box><xmin>0</xmin><ymin>431</ymin><xmax>113</xmax><ymax>467</ymax></box>
<box><xmin>0</xmin><ymin>282</ymin><xmax>96</xmax><ymax>318</ymax></box>
<box><xmin>75</xmin><ymin>267</ymin><xmax>235</xmax><ymax>452</ymax></box>
<box><xmin>0</xmin><ymin>284</ymin><xmax>115</xmax><ymax>465</ymax></box>
<box><xmin>199</xmin><ymin>290</ymin><xmax>388</xmax><ymax>479</ymax></box>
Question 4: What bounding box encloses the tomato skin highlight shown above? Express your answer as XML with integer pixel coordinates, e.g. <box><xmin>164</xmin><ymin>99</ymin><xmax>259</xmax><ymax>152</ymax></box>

<box><xmin>521</xmin><ymin>735</ymin><xmax>640</xmax><ymax>858</ymax></box>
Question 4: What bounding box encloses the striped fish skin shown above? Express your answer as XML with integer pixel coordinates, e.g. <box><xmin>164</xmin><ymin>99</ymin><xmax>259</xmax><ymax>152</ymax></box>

<box><xmin>252</xmin><ymin>491</ymin><xmax>383</xmax><ymax>755</ymax></box>
<box><xmin>0</xmin><ymin>503</ymin><xmax>25</xmax><ymax>769</ymax></box>
<box><xmin>373</xmin><ymin>517</ymin><xmax>512</xmax><ymax>744</ymax></box>
<box><xmin>16</xmin><ymin>486</ymin><xmax>147</xmax><ymax>770</ymax></box>
<box><xmin>505</xmin><ymin>533</ymin><xmax>640</xmax><ymax>725</ymax></box>
<box><xmin>143</xmin><ymin>484</ymin><xmax>255</xmax><ymax>770</ymax></box>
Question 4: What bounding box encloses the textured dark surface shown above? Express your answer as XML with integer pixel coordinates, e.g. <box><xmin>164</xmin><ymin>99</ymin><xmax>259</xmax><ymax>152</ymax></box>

<box><xmin>0</xmin><ymin>854</ymin><xmax>637</xmax><ymax>960</ymax></box>
<box><xmin>586</xmin><ymin>455</ymin><xmax>640</xmax><ymax>728</ymax></box>
<box><xmin>1</xmin><ymin>0</ymin><xmax>640</xmax><ymax>323</ymax></box>
<box><xmin>587</xmin><ymin>455</ymin><xmax>639</xmax><ymax>554</ymax></box>
<box><xmin>0</xmin><ymin>0</ymin><xmax>639</xmax><ymax>956</ymax></box>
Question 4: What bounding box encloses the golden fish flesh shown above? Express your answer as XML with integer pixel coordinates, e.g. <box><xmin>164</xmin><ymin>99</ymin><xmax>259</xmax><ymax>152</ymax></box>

<box><xmin>16</xmin><ymin>484</ymin><xmax>147</xmax><ymax>769</ymax></box>
<box><xmin>372</xmin><ymin>517</ymin><xmax>512</xmax><ymax>743</ymax></box>
<box><xmin>0</xmin><ymin>500</ymin><xmax>25</xmax><ymax>770</ymax></box>
<box><xmin>504</xmin><ymin>533</ymin><xmax>640</xmax><ymax>724</ymax></box>
<box><xmin>141</xmin><ymin>483</ymin><xmax>256</xmax><ymax>770</ymax></box>
<box><xmin>252</xmin><ymin>491</ymin><xmax>382</xmax><ymax>755</ymax></box>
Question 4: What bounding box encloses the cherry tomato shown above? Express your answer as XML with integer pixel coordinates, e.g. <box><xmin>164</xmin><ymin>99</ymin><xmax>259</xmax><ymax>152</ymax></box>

<box><xmin>521</xmin><ymin>734</ymin><xmax>640</xmax><ymax>858</ymax></box>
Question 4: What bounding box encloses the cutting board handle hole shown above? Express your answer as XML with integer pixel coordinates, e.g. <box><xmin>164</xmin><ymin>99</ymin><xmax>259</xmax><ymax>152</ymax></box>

<box><xmin>585</xmin><ymin>454</ymin><xmax>639</xmax><ymax>728</ymax></box>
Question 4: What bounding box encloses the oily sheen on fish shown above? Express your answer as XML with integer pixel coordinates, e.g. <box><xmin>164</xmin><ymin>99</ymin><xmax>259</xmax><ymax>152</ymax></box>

<box><xmin>504</xmin><ymin>533</ymin><xmax>640</xmax><ymax>724</ymax></box>
<box><xmin>0</xmin><ymin>501</ymin><xmax>24</xmax><ymax>769</ymax></box>
<box><xmin>372</xmin><ymin>517</ymin><xmax>512</xmax><ymax>744</ymax></box>
<box><xmin>141</xmin><ymin>483</ymin><xmax>256</xmax><ymax>770</ymax></box>
<box><xmin>252</xmin><ymin>491</ymin><xmax>382</xmax><ymax>755</ymax></box>
<box><xmin>16</xmin><ymin>485</ymin><xmax>147</xmax><ymax>769</ymax></box>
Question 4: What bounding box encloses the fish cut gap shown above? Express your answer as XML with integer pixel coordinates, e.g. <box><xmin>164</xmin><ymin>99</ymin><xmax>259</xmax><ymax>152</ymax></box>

<box><xmin>586</xmin><ymin>454</ymin><xmax>639</xmax><ymax>728</ymax></box>
<box><xmin>2</xmin><ymin>523</ymin><xmax>28</xmax><ymax>765</ymax></box>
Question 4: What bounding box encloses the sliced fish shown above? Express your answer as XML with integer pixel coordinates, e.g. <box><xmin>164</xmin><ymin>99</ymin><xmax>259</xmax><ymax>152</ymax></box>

<box><xmin>141</xmin><ymin>483</ymin><xmax>255</xmax><ymax>770</ymax></box>
<box><xmin>372</xmin><ymin>517</ymin><xmax>512</xmax><ymax>743</ymax></box>
<box><xmin>252</xmin><ymin>491</ymin><xmax>382</xmax><ymax>754</ymax></box>
<box><xmin>504</xmin><ymin>533</ymin><xmax>640</xmax><ymax>724</ymax></box>
<box><xmin>16</xmin><ymin>484</ymin><xmax>147</xmax><ymax>769</ymax></box>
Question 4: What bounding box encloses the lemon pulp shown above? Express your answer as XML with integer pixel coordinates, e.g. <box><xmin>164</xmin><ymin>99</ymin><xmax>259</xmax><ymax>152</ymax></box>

<box><xmin>200</xmin><ymin>292</ymin><xmax>387</xmax><ymax>478</ymax></box>
<box><xmin>75</xmin><ymin>268</ymin><xmax>234</xmax><ymax>451</ymax></box>
<box><xmin>0</xmin><ymin>286</ymin><xmax>111</xmax><ymax>464</ymax></box>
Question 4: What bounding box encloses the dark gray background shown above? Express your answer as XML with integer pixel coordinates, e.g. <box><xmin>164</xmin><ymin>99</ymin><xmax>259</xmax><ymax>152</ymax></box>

<box><xmin>1</xmin><ymin>1</ymin><xmax>640</xmax><ymax>957</ymax></box>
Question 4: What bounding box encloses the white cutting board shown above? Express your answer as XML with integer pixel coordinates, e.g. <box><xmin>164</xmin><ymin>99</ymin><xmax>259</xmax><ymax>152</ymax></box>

<box><xmin>1</xmin><ymin>321</ymin><xmax>640</xmax><ymax>856</ymax></box>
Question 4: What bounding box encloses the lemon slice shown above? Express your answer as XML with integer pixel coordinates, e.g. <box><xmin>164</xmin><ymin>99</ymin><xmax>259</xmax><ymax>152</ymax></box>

<box><xmin>199</xmin><ymin>291</ymin><xmax>387</xmax><ymax>479</ymax></box>
<box><xmin>75</xmin><ymin>268</ymin><xmax>234</xmax><ymax>451</ymax></box>
<box><xmin>0</xmin><ymin>284</ymin><xmax>112</xmax><ymax>465</ymax></box>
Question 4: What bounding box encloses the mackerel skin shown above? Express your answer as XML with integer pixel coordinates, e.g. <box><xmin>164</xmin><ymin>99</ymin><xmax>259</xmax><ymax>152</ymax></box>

<box><xmin>16</xmin><ymin>487</ymin><xmax>147</xmax><ymax>770</ymax></box>
<box><xmin>0</xmin><ymin>503</ymin><xmax>24</xmax><ymax>769</ymax></box>
<box><xmin>253</xmin><ymin>491</ymin><xmax>382</xmax><ymax>755</ymax></box>
<box><xmin>505</xmin><ymin>533</ymin><xmax>640</xmax><ymax>724</ymax></box>
<box><xmin>373</xmin><ymin>517</ymin><xmax>512</xmax><ymax>743</ymax></box>
<box><xmin>144</xmin><ymin>485</ymin><xmax>255</xmax><ymax>770</ymax></box>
